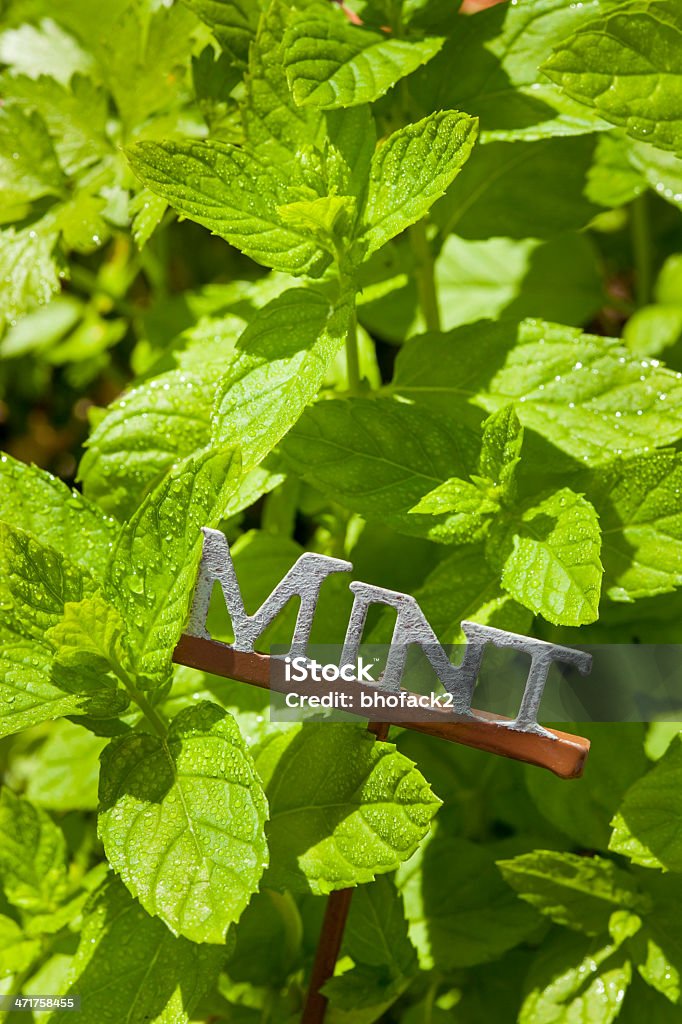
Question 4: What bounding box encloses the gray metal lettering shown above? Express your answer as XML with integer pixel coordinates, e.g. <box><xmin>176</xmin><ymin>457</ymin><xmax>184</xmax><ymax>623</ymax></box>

<box><xmin>340</xmin><ymin>583</ymin><xmax>484</xmax><ymax>713</ymax></box>
<box><xmin>187</xmin><ymin>527</ymin><xmax>351</xmax><ymax>655</ymax></box>
<box><xmin>187</xmin><ymin>527</ymin><xmax>592</xmax><ymax>735</ymax></box>
<box><xmin>460</xmin><ymin>622</ymin><xmax>592</xmax><ymax>736</ymax></box>
<box><xmin>339</xmin><ymin>589</ymin><xmax>592</xmax><ymax>731</ymax></box>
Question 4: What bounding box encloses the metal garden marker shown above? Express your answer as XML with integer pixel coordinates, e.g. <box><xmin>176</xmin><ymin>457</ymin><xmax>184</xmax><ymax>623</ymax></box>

<box><xmin>173</xmin><ymin>528</ymin><xmax>593</xmax><ymax>1024</ymax></box>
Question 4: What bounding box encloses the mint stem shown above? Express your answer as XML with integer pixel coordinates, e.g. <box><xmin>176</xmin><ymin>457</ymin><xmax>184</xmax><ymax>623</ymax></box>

<box><xmin>410</xmin><ymin>219</ymin><xmax>441</xmax><ymax>332</ymax></box>
<box><xmin>631</xmin><ymin>192</ymin><xmax>652</xmax><ymax>308</ymax></box>
<box><xmin>345</xmin><ymin>306</ymin><xmax>361</xmax><ymax>393</ymax></box>
<box><xmin>114</xmin><ymin>666</ymin><xmax>168</xmax><ymax>739</ymax></box>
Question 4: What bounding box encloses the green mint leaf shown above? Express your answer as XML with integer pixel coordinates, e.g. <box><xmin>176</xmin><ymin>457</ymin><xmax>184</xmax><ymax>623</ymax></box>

<box><xmin>79</xmin><ymin>363</ymin><xmax>278</xmax><ymax>520</ymax></box>
<box><xmin>610</xmin><ymin>735</ymin><xmax>682</xmax><ymax>871</ymax></box>
<box><xmin>325</xmin><ymin>104</ymin><xmax>377</xmax><ymax>205</ymax></box>
<box><xmin>322</xmin><ymin>965</ymin><xmax>408</xmax><ymax>1014</ymax></box>
<box><xmin>183</xmin><ymin>0</ymin><xmax>262</xmax><ymax>65</ymax></box>
<box><xmin>479</xmin><ymin>405</ymin><xmax>524</xmax><ymax>500</ymax></box>
<box><xmin>498</xmin><ymin>850</ymin><xmax>648</xmax><ymax>935</ymax></box>
<box><xmin>0</xmin><ymin>72</ymin><xmax>109</xmax><ymax>177</ymax></box>
<box><xmin>255</xmin><ymin>723</ymin><xmax>440</xmax><ymax>894</ymax></box>
<box><xmin>0</xmin><ymin>788</ymin><xmax>69</xmax><ymax>914</ymax></box>
<box><xmin>527</xmin><ymin>724</ymin><xmax>649</xmax><ymax>851</ymax></box>
<box><xmin>106</xmin><ymin>448</ymin><xmax>242</xmax><ymax>687</ymax></box>
<box><xmin>375</xmin><ymin>544</ymin><xmax>532</xmax><ymax>646</ymax></box>
<box><xmin>628</xmin><ymin>138</ymin><xmax>682</xmax><ymax>209</ymax></box>
<box><xmin>98</xmin><ymin>702</ymin><xmax>268</xmax><ymax>942</ymax></box>
<box><xmin>655</xmin><ymin>253</ymin><xmax>682</xmax><ymax>304</ymax></box>
<box><xmin>543</xmin><ymin>1</ymin><xmax>682</xmax><ymax>156</ymax></box>
<box><xmin>175</xmin><ymin>305</ymin><xmax>253</xmax><ymax>371</ymax></box>
<box><xmin>414</xmin><ymin>0</ymin><xmax>610</xmax><ymax>141</ymax></box>
<box><xmin>619</xmin><ymin>874</ymin><xmax>682</xmax><ymax>1004</ymax></box>
<box><xmin>392</xmin><ymin>319</ymin><xmax>513</xmax><ymax>407</ymax></box>
<box><xmin>409</xmin><ymin>478</ymin><xmax>500</xmax><ymax>543</ymax></box>
<box><xmin>280</xmin><ymin>397</ymin><xmax>483</xmax><ymax>542</ymax></box>
<box><xmin>481</xmin><ymin>318</ymin><xmax>682</xmax><ymax>464</ymax></box>
<box><xmin>101</xmin><ymin>3</ymin><xmax>196</xmax><ymax>130</ymax></box>
<box><xmin>130</xmin><ymin>189</ymin><xmax>167</xmax><ymax>250</ymax></box>
<box><xmin>0</xmin><ymin>520</ymin><xmax>98</xmax><ymax>645</ymax></box>
<box><xmin>126</xmin><ymin>140</ymin><xmax>331</xmax><ymax>277</ymax></box>
<box><xmin>212</xmin><ymin>289</ymin><xmax>352</xmax><ymax>472</ymax></box>
<box><xmin>0</xmin><ymin>18</ymin><xmax>94</xmax><ymax>84</ymax></box>
<box><xmin>0</xmin><ymin>640</ymin><xmax>86</xmax><ymax>740</ymax></box>
<box><xmin>46</xmin><ymin>598</ymin><xmax>134</xmax><ymax>684</ymax></box>
<box><xmin>0</xmin><ymin>523</ymin><xmax>126</xmax><ymax>733</ymax></box>
<box><xmin>493</xmin><ymin>486</ymin><xmax>603</xmax><ymax>626</ymax></box>
<box><xmin>0</xmin><ymin>103</ymin><xmax>65</xmax><ymax>205</ymax></box>
<box><xmin>360</xmin><ymin>110</ymin><xmax>478</xmax><ymax>257</ymax></box>
<box><xmin>282</xmin><ymin>3</ymin><xmax>443</xmax><ymax>109</ymax></box>
<box><xmin>192</xmin><ymin>44</ymin><xmax>240</xmax><ymax>130</ymax></box>
<box><xmin>342</xmin><ymin>875</ymin><xmax>417</xmax><ymax>978</ymax></box>
<box><xmin>226</xmin><ymin>889</ymin><xmax>303</xmax><ymax>987</ymax></box>
<box><xmin>609</xmin><ymin>908</ymin><xmax>643</xmax><ymax>947</ymax></box>
<box><xmin>624</xmin><ymin>304</ymin><xmax>682</xmax><ymax>359</ymax></box>
<box><xmin>0</xmin><ymin>224</ymin><xmax>61</xmax><ymax>326</ymax></box>
<box><xmin>396</xmin><ymin>834</ymin><xmax>542</xmax><ymax>970</ymax></box>
<box><xmin>25</xmin><ymin>721</ymin><xmax>107</xmax><ymax>812</ymax></box>
<box><xmin>520</xmin><ymin>931</ymin><xmax>632</xmax><ymax>1024</ymax></box>
<box><xmin>586</xmin><ymin>450</ymin><xmax>682</xmax><ymax>600</ymax></box>
<box><xmin>46</xmin><ymin>877</ymin><xmax>225</xmax><ymax>1024</ymax></box>
<box><xmin>277</xmin><ymin>195</ymin><xmax>357</xmax><ymax>255</ymax></box>
<box><xmin>433</xmin><ymin>135</ymin><xmax>601</xmax><ymax>241</ymax></box>
<box><xmin>54</xmin><ymin>191</ymin><xmax>110</xmax><ymax>255</ymax></box>
<box><xmin>623</xmin><ymin>253</ymin><xmax>682</xmax><ymax>357</ymax></box>
<box><xmin>241</xmin><ymin>0</ymin><xmax>322</xmax><ymax>162</ymax></box>
<box><xmin>24</xmin><ymin>862</ymin><xmax>109</xmax><ymax>940</ymax></box>
<box><xmin>41</xmin><ymin>310</ymin><xmax>126</xmax><ymax>364</ymax></box>
<box><xmin>0</xmin><ymin>452</ymin><xmax>117</xmax><ymax>578</ymax></box>
<box><xmin>586</xmin><ymin>132</ymin><xmax>646</xmax><ymax>209</ymax></box>
<box><xmin>409</xmin><ymin>477</ymin><xmax>498</xmax><ymax>517</ymax></box>
<box><xmin>0</xmin><ymin>295</ymin><xmax>81</xmax><ymax>360</ymax></box>
<box><xmin>0</xmin><ymin>915</ymin><xmax>41</xmax><ymax>979</ymax></box>
<box><xmin>79</xmin><ymin>369</ymin><xmax>215</xmax><ymax>519</ymax></box>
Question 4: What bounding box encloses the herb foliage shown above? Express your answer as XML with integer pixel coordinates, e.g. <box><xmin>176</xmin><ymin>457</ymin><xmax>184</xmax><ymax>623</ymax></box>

<box><xmin>2</xmin><ymin>0</ymin><xmax>682</xmax><ymax>1021</ymax></box>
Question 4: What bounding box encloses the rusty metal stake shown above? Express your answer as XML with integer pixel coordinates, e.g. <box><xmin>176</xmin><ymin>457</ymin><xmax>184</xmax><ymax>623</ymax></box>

<box><xmin>173</xmin><ymin>636</ymin><xmax>589</xmax><ymax>779</ymax></box>
<box><xmin>301</xmin><ymin>721</ymin><xmax>390</xmax><ymax>1024</ymax></box>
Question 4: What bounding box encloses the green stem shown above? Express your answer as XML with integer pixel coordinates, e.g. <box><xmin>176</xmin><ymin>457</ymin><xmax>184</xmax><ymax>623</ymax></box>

<box><xmin>631</xmin><ymin>192</ymin><xmax>652</xmax><ymax>308</ymax></box>
<box><xmin>345</xmin><ymin>306</ymin><xmax>361</xmax><ymax>393</ymax></box>
<box><xmin>422</xmin><ymin>977</ymin><xmax>439</xmax><ymax>1024</ymax></box>
<box><xmin>114</xmin><ymin>667</ymin><xmax>167</xmax><ymax>739</ymax></box>
<box><xmin>410</xmin><ymin>219</ymin><xmax>441</xmax><ymax>332</ymax></box>
<box><xmin>259</xmin><ymin>989</ymin><xmax>275</xmax><ymax>1024</ymax></box>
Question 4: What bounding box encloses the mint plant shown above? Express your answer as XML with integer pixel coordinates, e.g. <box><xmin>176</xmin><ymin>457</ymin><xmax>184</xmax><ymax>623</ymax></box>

<box><xmin>3</xmin><ymin>0</ymin><xmax>682</xmax><ymax>1021</ymax></box>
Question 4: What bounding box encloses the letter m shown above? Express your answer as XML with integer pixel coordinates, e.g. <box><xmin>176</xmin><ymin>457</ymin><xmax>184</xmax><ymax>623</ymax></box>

<box><xmin>186</xmin><ymin>527</ymin><xmax>351</xmax><ymax>656</ymax></box>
